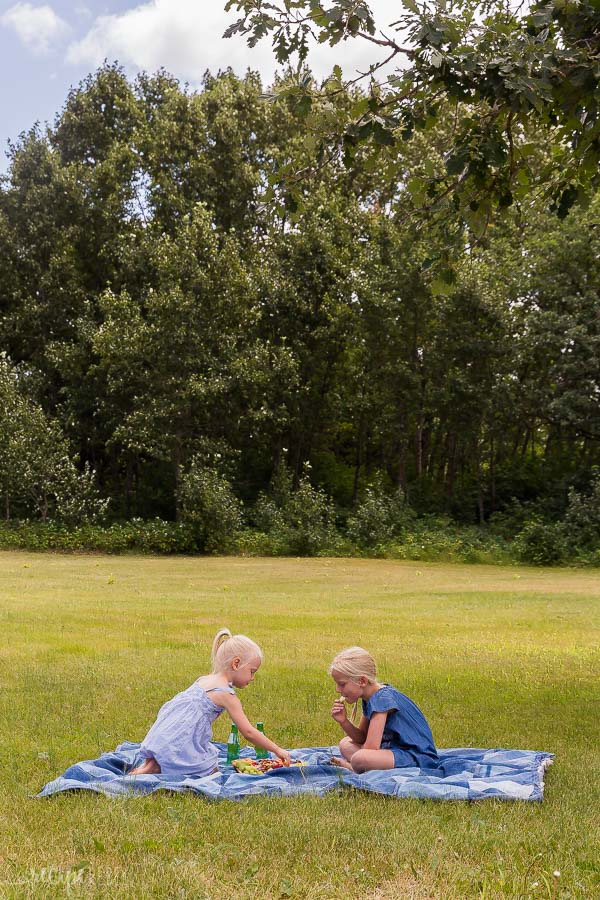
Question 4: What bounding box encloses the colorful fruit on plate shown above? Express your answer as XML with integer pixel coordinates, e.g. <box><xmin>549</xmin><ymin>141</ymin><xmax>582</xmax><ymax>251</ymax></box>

<box><xmin>232</xmin><ymin>757</ymin><xmax>305</xmax><ymax>775</ymax></box>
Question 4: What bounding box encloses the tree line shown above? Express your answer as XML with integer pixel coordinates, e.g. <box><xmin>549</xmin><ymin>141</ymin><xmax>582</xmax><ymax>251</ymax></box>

<box><xmin>0</xmin><ymin>64</ymin><xmax>598</xmax><ymax>542</ymax></box>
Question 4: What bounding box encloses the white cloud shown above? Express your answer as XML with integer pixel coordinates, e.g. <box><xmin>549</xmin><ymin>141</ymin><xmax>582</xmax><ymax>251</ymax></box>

<box><xmin>0</xmin><ymin>2</ymin><xmax>70</xmax><ymax>55</ymax></box>
<box><xmin>66</xmin><ymin>0</ymin><xmax>403</xmax><ymax>88</ymax></box>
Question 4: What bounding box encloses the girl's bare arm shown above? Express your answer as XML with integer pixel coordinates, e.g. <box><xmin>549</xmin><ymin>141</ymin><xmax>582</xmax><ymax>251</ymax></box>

<box><xmin>332</xmin><ymin>700</ymin><xmax>369</xmax><ymax>744</ymax></box>
<box><xmin>217</xmin><ymin>693</ymin><xmax>291</xmax><ymax>765</ymax></box>
<box><xmin>362</xmin><ymin>711</ymin><xmax>388</xmax><ymax>751</ymax></box>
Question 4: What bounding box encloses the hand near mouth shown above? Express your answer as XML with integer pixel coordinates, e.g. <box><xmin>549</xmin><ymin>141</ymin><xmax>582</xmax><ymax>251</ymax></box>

<box><xmin>331</xmin><ymin>696</ymin><xmax>348</xmax><ymax>723</ymax></box>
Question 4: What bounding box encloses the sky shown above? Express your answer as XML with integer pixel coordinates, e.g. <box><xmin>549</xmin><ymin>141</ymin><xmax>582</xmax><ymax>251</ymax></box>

<box><xmin>0</xmin><ymin>0</ymin><xmax>402</xmax><ymax>174</ymax></box>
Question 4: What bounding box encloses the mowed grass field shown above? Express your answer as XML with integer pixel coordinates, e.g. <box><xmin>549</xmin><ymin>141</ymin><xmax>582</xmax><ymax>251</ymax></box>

<box><xmin>0</xmin><ymin>552</ymin><xmax>598</xmax><ymax>899</ymax></box>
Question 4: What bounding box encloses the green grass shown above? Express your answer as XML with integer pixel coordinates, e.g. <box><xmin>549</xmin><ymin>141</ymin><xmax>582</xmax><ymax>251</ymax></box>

<box><xmin>1</xmin><ymin>553</ymin><xmax>598</xmax><ymax>899</ymax></box>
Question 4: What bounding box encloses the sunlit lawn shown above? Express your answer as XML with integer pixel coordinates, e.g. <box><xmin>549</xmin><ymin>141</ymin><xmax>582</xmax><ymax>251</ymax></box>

<box><xmin>0</xmin><ymin>552</ymin><xmax>598</xmax><ymax>898</ymax></box>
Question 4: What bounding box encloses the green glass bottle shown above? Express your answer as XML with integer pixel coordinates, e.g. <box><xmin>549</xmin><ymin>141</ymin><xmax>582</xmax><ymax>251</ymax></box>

<box><xmin>226</xmin><ymin>723</ymin><xmax>240</xmax><ymax>764</ymax></box>
<box><xmin>255</xmin><ymin>722</ymin><xmax>268</xmax><ymax>759</ymax></box>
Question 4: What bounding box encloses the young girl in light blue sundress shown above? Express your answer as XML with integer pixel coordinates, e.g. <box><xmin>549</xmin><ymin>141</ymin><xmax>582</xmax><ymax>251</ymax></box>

<box><xmin>129</xmin><ymin>628</ymin><xmax>291</xmax><ymax>777</ymax></box>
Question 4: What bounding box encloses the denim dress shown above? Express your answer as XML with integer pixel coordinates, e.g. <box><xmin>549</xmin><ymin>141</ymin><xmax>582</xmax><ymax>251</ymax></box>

<box><xmin>138</xmin><ymin>682</ymin><xmax>235</xmax><ymax>777</ymax></box>
<box><xmin>362</xmin><ymin>684</ymin><xmax>438</xmax><ymax>769</ymax></box>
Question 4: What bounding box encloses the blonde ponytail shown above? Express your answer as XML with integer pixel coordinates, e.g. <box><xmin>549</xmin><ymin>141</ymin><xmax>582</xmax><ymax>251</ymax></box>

<box><xmin>211</xmin><ymin>628</ymin><xmax>232</xmax><ymax>668</ymax></box>
<box><xmin>211</xmin><ymin>628</ymin><xmax>264</xmax><ymax>673</ymax></box>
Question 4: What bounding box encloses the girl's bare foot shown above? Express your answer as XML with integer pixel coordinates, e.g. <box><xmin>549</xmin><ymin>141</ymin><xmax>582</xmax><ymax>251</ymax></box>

<box><xmin>330</xmin><ymin>756</ymin><xmax>353</xmax><ymax>770</ymax></box>
<box><xmin>129</xmin><ymin>757</ymin><xmax>161</xmax><ymax>776</ymax></box>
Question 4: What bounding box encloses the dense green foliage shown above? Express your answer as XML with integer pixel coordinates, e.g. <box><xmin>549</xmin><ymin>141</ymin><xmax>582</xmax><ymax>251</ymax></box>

<box><xmin>226</xmin><ymin>0</ymin><xmax>600</xmax><ymax>227</ymax></box>
<box><xmin>0</xmin><ymin>64</ymin><xmax>598</xmax><ymax>562</ymax></box>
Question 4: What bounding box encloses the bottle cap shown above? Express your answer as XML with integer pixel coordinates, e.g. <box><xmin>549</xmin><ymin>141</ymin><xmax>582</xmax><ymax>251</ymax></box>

<box><xmin>257</xmin><ymin>721</ymin><xmax>264</xmax><ymax>728</ymax></box>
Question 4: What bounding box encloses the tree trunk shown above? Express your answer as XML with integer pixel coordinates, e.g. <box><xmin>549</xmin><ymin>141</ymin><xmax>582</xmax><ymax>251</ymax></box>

<box><xmin>352</xmin><ymin>428</ymin><xmax>363</xmax><ymax>505</ymax></box>
<box><xmin>490</xmin><ymin>434</ymin><xmax>496</xmax><ymax>513</ymax></box>
<box><xmin>476</xmin><ymin>443</ymin><xmax>485</xmax><ymax>524</ymax></box>
<box><xmin>426</xmin><ymin>424</ymin><xmax>443</xmax><ymax>478</ymax></box>
<box><xmin>125</xmin><ymin>455</ymin><xmax>133</xmax><ymax>519</ymax></box>
<box><xmin>173</xmin><ymin>443</ymin><xmax>182</xmax><ymax>522</ymax></box>
<box><xmin>397</xmin><ymin>440</ymin><xmax>406</xmax><ymax>491</ymax></box>
<box><xmin>446</xmin><ymin>432</ymin><xmax>457</xmax><ymax>501</ymax></box>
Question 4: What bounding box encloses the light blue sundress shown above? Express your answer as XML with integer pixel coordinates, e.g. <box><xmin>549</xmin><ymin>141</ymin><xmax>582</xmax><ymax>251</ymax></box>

<box><xmin>138</xmin><ymin>681</ymin><xmax>235</xmax><ymax>777</ymax></box>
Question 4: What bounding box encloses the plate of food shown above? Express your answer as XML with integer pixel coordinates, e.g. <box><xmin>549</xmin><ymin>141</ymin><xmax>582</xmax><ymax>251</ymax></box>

<box><xmin>232</xmin><ymin>758</ymin><xmax>305</xmax><ymax>775</ymax></box>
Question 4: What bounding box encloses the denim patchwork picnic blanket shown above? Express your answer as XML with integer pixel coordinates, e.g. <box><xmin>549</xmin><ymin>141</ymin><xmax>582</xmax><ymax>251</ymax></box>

<box><xmin>38</xmin><ymin>743</ymin><xmax>553</xmax><ymax>802</ymax></box>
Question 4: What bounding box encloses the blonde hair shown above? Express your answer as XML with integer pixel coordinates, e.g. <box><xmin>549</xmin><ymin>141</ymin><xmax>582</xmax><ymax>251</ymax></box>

<box><xmin>329</xmin><ymin>646</ymin><xmax>377</xmax><ymax>683</ymax></box>
<box><xmin>329</xmin><ymin>647</ymin><xmax>377</xmax><ymax>722</ymax></box>
<box><xmin>211</xmin><ymin>628</ymin><xmax>263</xmax><ymax>673</ymax></box>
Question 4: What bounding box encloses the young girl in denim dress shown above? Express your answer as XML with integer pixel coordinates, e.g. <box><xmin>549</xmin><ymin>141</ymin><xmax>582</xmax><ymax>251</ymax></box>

<box><xmin>329</xmin><ymin>646</ymin><xmax>438</xmax><ymax>773</ymax></box>
<box><xmin>129</xmin><ymin>628</ymin><xmax>290</xmax><ymax>777</ymax></box>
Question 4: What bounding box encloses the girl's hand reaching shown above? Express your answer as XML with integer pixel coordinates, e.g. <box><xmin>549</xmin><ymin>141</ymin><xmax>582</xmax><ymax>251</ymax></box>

<box><xmin>331</xmin><ymin>696</ymin><xmax>348</xmax><ymax>724</ymax></box>
<box><xmin>275</xmin><ymin>747</ymin><xmax>291</xmax><ymax>767</ymax></box>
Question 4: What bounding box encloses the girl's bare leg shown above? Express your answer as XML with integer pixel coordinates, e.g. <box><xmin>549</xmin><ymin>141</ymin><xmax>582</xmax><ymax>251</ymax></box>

<box><xmin>331</xmin><ymin>739</ymin><xmax>396</xmax><ymax>773</ymax></box>
<box><xmin>331</xmin><ymin>736</ymin><xmax>363</xmax><ymax>770</ymax></box>
<box><xmin>346</xmin><ymin>748</ymin><xmax>396</xmax><ymax>773</ymax></box>
<box><xmin>129</xmin><ymin>757</ymin><xmax>161</xmax><ymax>776</ymax></box>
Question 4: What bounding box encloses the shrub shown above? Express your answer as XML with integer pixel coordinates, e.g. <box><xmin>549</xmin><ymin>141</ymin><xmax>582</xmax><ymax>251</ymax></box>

<box><xmin>279</xmin><ymin>477</ymin><xmax>339</xmax><ymax>555</ymax></box>
<box><xmin>54</xmin><ymin>462</ymin><xmax>110</xmax><ymax>526</ymax></box>
<box><xmin>252</xmin><ymin>463</ymin><xmax>338</xmax><ymax>556</ymax></box>
<box><xmin>383</xmin><ymin>519</ymin><xmax>513</xmax><ymax>564</ymax></box>
<box><xmin>346</xmin><ymin>479</ymin><xmax>415</xmax><ymax>548</ymax></box>
<box><xmin>233</xmin><ymin>529</ymin><xmax>285</xmax><ymax>557</ymax></box>
<box><xmin>513</xmin><ymin>519</ymin><xmax>567</xmax><ymax>566</ymax></box>
<box><xmin>563</xmin><ymin>473</ymin><xmax>600</xmax><ymax>552</ymax></box>
<box><xmin>0</xmin><ymin>355</ymin><xmax>108</xmax><ymax>524</ymax></box>
<box><xmin>488</xmin><ymin>498</ymin><xmax>535</xmax><ymax>540</ymax></box>
<box><xmin>178</xmin><ymin>459</ymin><xmax>244</xmax><ymax>553</ymax></box>
<box><xmin>0</xmin><ymin>519</ymin><xmax>198</xmax><ymax>554</ymax></box>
